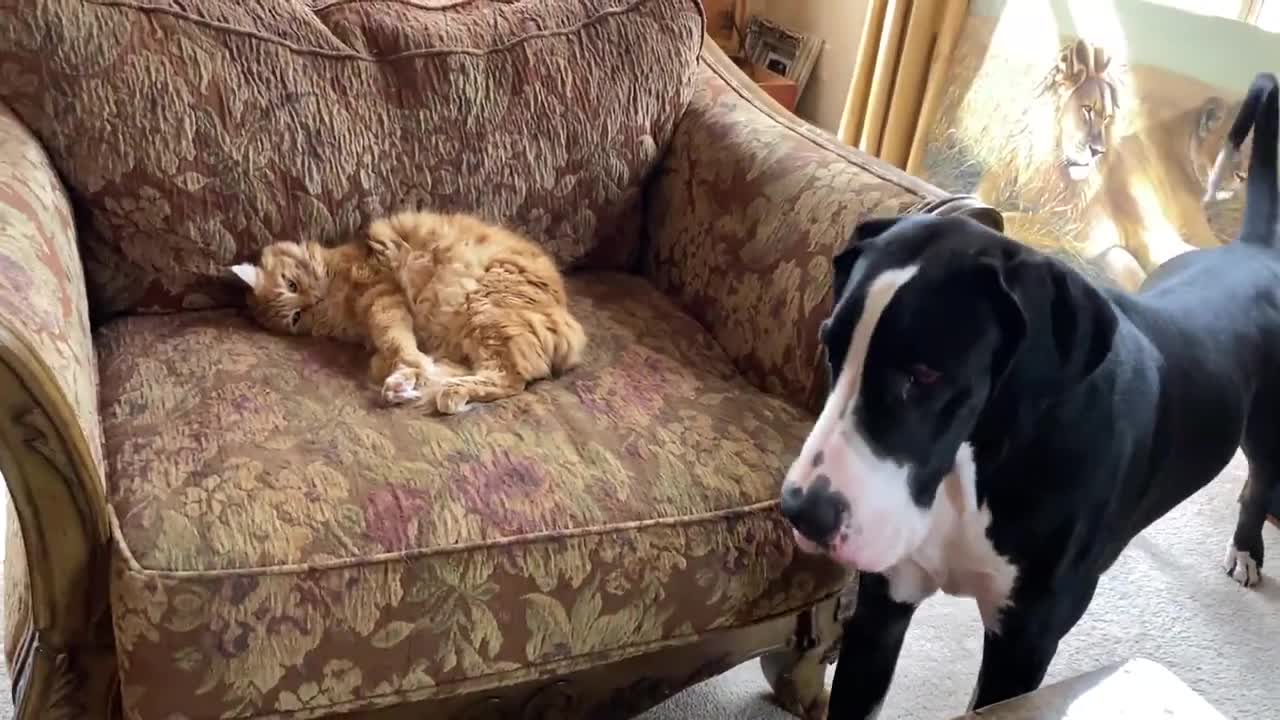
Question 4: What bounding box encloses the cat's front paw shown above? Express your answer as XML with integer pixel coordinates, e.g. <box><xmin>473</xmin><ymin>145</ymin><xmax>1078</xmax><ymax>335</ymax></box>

<box><xmin>435</xmin><ymin>384</ymin><xmax>471</xmax><ymax>414</ymax></box>
<box><xmin>381</xmin><ymin>367</ymin><xmax>423</xmax><ymax>405</ymax></box>
<box><xmin>366</xmin><ymin>226</ymin><xmax>410</xmax><ymax>268</ymax></box>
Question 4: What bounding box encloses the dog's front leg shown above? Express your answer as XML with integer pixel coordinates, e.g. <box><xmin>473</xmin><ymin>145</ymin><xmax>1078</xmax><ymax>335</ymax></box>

<box><xmin>827</xmin><ymin>573</ymin><xmax>919</xmax><ymax>720</ymax></box>
<box><xmin>968</xmin><ymin>576</ymin><xmax>1100</xmax><ymax>711</ymax></box>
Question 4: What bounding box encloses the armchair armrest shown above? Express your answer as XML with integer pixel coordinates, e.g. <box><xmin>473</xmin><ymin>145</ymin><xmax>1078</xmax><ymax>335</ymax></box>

<box><xmin>645</xmin><ymin>42</ymin><xmax>1001</xmax><ymax>413</ymax></box>
<box><xmin>0</xmin><ymin>104</ymin><xmax>112</xmax><ymax>717</ymax></box>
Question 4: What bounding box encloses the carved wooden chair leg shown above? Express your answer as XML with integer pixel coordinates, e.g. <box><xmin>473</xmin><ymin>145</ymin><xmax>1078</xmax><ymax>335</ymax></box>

<box><xmin>761</xmin><ymin>592</ymin><xmax>845</xmax><ymax>720</ymax></box>
<box><xmin>761</xmin><ymin>644</ymin><xmax>830</xmax><ymax>720</ymax></box>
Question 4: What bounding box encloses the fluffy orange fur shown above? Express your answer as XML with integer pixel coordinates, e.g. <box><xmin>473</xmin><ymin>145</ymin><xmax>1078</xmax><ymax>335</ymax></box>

<box><xmin>229</xmin><ymin>210</ymin><xmax>586</xmax><ymax>414</ymax></box>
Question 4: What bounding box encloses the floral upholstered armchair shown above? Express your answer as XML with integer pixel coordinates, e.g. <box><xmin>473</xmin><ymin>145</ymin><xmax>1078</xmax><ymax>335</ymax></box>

<box><xmin>0</xmin><ymin>1</ymin><xmax>1000</xmax><ymax>719</ymax></box>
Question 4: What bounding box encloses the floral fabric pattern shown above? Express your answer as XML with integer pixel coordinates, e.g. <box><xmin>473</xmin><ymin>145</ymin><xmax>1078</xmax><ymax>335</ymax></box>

<box><xmin>100</xmin><ymin>273</ymin><xmax>850</xmax><ymax>719</ymax></box>
<box><xmin>0</xmin><ymin>0</ymin><xmax>703</xmax><ymax>316</ymax></box>
<box><xmin>0</xmin><ymin>5</ymin><xmax>982</xmax><ymax>716</ymax></box>
<box><xmin>0</xmin><ymin>105</ymin><xmax>103</xmax><ymax>481</ymax></box>
<box><xmin>646</xmin><ymin>58</ymin><xmax>953</xmax><ymax>414</ymax></box>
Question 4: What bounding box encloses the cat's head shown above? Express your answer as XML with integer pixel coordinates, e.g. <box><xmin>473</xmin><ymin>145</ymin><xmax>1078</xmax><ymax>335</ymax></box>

<box><xmin>228</xmin><ymin>241</ymin><xmax>328</xmax><ymax>335</ymax></box>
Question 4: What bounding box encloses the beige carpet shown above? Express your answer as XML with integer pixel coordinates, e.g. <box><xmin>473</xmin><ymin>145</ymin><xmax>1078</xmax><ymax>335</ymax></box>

<box><xmin>2</xmin><ymin>454</ymin><xmax>1276</xmax><ymax>719</ymax></box>
<box><xmin>641</xmin><ymin>450</ymin><xmax>1280</xmax><ymax>720</ymax></box>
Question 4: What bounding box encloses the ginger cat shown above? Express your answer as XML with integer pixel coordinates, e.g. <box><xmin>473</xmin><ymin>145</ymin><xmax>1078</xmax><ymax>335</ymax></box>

<box><xmin>228</xmin><ymin>210</ymin><xmax>586</xmax><ymax>414</ymax></box>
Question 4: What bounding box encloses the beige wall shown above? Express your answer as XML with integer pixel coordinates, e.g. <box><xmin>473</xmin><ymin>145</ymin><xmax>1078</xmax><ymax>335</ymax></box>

<box><xmin>748</xmin><ymin>0</ymin><xmax>870</xmax><ymax>131</ymax></box>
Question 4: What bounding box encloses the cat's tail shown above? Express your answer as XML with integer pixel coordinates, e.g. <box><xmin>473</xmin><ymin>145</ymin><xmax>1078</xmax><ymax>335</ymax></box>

<box><xmin>499</xmin><ymin>307</ymin><xmax>586</xmax><ymax>383</ymax></box>
<box><xmin>548</xmin><ymin>308</ymin><xmax>587</xmax><ymax>375</ymax></box>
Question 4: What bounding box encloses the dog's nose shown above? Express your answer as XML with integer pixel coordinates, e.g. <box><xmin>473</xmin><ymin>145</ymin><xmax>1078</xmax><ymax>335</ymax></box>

<box><xmin>780</xmin><ymin>477</ymin><xmax>846</xmax><ymax>547</ymax></box>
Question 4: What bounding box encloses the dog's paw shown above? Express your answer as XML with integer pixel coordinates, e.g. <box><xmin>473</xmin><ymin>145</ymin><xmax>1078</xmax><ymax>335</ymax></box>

<box><xmin>435</xmin><ymin>385</ymin><xmax>471</xmax><ymax>415</ymax></box>
<box><xmin>1223</xmin><ymin>543</ymin><xmax>1262</xmax><ymax>588</ymax></box>
<box><xmin>381</xmin><ymin>368</ymin><xmax>422</xmax><ymax>405</ymax></box>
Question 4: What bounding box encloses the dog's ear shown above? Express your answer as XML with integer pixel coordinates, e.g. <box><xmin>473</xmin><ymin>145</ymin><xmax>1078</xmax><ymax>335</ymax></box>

<box><xmin>851</xmin><ymin>216</ymin><xmax>902</xmax><ymax>244</ymax></box>
<box><xmin>831</xmin><ymin>243</ymin><xmax>861</xmax><ymax>300</ymax></box>
<box><xmin>1047</xmin><ymin>261</ymin><xmax>1117</xmax><ymax>384</ymax></box>
<box><xmin>833</xmin><ymin>217</ymin><xmax>902</xmax><ymax>297</ymax></box>
<box><xmin>1006</xmin><ymin>256</ymin><xmax>1117</xmax><ymax>389</ymax></box>
<box><xmin>966</xmin><ymin>258</ymin><xmax>1027</xmax><ymax>390</ymax></box>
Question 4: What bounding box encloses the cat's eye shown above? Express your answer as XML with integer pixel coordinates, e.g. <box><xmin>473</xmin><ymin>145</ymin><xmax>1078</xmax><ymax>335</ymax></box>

<box><xmin>286</xmin><ymin>278</ymin><xmax>298</xmax><ymax>293</ymax></box>
<box><xmin>289</xmin><ymin>310</ymin><xmax>301</xmax><ymax>327</ymax></box>
<box><xmin>1235</xmin><ymin>171</ymin><xmax>1247</xmax><ymax>182</ymax></box>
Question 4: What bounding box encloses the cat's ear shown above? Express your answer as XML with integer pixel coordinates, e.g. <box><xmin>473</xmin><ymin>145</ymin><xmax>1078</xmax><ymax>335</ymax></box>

<box><xmin>227</xmin><ymin>263</ymin><xmax>262</xmax><ymax>290</ymax></box>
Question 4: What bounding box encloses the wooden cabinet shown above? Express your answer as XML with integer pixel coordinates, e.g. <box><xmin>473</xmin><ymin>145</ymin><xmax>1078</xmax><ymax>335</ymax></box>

<box><xmin>732</xmin><ymin>58</ymin><xmax>800</xmax><ymax>113</ymax></box>
<box><xmin>707</xmin><ymin>0</ymin><xmax>802</xmax><ymax>115</ymax></box>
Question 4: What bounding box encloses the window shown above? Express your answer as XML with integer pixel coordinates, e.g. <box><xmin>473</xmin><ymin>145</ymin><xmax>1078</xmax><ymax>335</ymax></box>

<box><xmin>1252</xmin><ymin>0</ymin><xmax>1280</xmax><ymax>30</ymax></box>
<box><xmin>1145</xmin><ymin>0</ymin><xmax>1248</xmax><ymax>21</ymax></box>
<box><xmin>1146</xmin><ymin>0</ymin><xmax>1280</xmax><ymax>29</ymax></box>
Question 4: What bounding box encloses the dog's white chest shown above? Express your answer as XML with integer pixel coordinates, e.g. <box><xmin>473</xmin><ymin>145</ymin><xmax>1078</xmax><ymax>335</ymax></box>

<box><xmin>883</xmin><ymin>447</ymin><xmax>1019</xmax><ymax>630</ymax></box>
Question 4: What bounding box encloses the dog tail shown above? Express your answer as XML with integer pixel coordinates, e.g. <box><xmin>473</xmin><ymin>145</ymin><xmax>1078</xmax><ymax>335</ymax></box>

<box><xmin>1244</xmin><ymin>73</ymin><xmax>1280</xmax><ymax>245</ymax></box>
<box><xmin>1210</xmin><ymin>72</ymin><xmax>1279</xmax><ymax>246</ymax></box>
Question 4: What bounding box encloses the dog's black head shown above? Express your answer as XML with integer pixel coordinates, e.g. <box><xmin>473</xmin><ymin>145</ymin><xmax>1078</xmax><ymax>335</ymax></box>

<box><xmin>779</xmin><ymin>214</ymin><xmax>1116</xmax><ymax>572</ymax></box>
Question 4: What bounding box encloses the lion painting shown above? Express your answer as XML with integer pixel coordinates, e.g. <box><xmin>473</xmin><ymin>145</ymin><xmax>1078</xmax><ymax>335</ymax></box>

<box><xmin>971</xmin><ymin>39</ymin><xmax>1121</xmax><ymax>225</ymax></box>
<box><xmin>1073</xmin><ymin>94</ymin><xmax>1249</xmax><ymax>290</ymax></box>
<box><xmin>1192</xmin><ymin>96</ymin><xmax>1249</xmax><ymax>241</ymax></box>
<box><xmin>925</xmin><ymin>32</ymin><xmax>1252</xmax><ymax>291</ymax></box>
<box><xmin>1193</xmin><ymin>96</ymin><xmax>1250</xmax><ymax>206</ymax></box>
<box><xmin>956</xmin><ymin>39</ymin><xmax>1244</xmax><ymax>290</ymax></box>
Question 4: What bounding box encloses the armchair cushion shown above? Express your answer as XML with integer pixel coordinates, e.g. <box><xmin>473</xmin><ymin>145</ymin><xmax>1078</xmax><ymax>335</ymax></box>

<box><xmin>0</xmin><ymin>0</ymin><xmax>703</xmax><ymax>317</ymax></box>
<box><xmin>99</xmin><ymin>273</ymin><xmax>847</xmax><ymax>719</ymax></box>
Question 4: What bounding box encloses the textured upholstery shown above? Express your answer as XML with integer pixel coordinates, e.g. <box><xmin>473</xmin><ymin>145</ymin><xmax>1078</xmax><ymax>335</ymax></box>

<box><xmin>0</xmin><ymin>2</ymin><xmax>993</xmax><ymax>718</ymax></box>
<box><xmin>647</xmin><ymin>62</ymin><xmax>954</xmax><ymax>413</ymax></box>
<box><xmin>0</xmin><ymin>0</ymin><xmax>703</xmax><ymax>315</ymax></box>
<box><xmin>0</xmin><ymin>104</ymin><xmax>102</xmax><ymax>478</ymax></box>
<box><xmin>99</xmin><ymin>274</ymin><xmax>846</xmax><ymax>718</ymax></box>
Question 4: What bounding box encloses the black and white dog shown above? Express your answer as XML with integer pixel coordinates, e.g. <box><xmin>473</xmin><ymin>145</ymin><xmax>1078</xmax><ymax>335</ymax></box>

<box><xmin>780</xmin><ymin>71</ymin><xmax>1280</xmax><ymax>717</ymax></box>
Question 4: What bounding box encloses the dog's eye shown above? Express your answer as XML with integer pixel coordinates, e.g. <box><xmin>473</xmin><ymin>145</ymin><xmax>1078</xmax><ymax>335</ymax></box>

<box><xmin>908</xmin><ymin>363</ymin><xmax>940</xmax><ymax>386</ymax></box>
<box><xmin>898</xmin><ymin>363</ymin><xmax>940</xmax><ymax>401</ymax></box>
<box><xmin>289</xmin><ymin>310</ymin><xmax>301</xmax><ymax>327</ymax></box>
<box><xmin>286</xmin><ymin>278</ymin><xmax>298</xmax><ymax>293</ymax></box>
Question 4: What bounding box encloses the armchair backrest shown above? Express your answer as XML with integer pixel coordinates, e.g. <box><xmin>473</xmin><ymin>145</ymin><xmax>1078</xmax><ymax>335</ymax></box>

<box><xmin>0</xmin><ymin>0</ymin><xmax>704</xmax><ymax>316</ymax></box>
